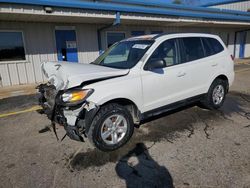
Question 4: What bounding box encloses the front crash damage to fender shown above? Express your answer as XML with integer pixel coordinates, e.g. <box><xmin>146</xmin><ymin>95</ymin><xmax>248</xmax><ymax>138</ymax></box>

<box><xmin>36</xmin><ymin>83</ymin><xmax>99</xmax><ymax>143</ymax></box>
<box><xmin>62</xmin><ymin>102</ymin><xmax>100</xmax><ymax>142</ymax></box>
<box><xmin>82</xmin><ymin>101</ymin><xmax>100</xmax><ymax>133</ymax></box>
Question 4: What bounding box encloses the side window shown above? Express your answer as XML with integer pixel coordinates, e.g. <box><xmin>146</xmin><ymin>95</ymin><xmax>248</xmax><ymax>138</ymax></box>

<box><xmin>181</xmin><ymin>37</ymin><xmax>204</xmax><ymax>63</ymax></box>
<box><xmin>202</xmin><ymin>38</ymin><xmax>215</xmax><ymax>57</ymax></box>
<box><xmin>209</xmin><ymin>38</ymin><xmax>224</xmax><ymax>54</ymax></box>
<box><xmin>201</xmin><ymin>37</ymin><xmax>224</xmax><ymax>57</ymax></box>
<box><xmin>147</xmin><ymin>39</ymin><xmax>178</xmax><ymax>68</ymax></box>
<box><xmin>0</xmin><ymin>31</ymin><xmax>26</xmax><ymax>61</ymax></box>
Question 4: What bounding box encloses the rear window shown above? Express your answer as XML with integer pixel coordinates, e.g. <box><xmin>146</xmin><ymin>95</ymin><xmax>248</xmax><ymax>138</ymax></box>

<box><xmin>181</xmin><ymin>37</ymin><xmax>204</xmax><ymax>63</ymax></box>
<box><xmin>202</xmin><ymin>37</ymin><xmax>224</xmax><ymax>57</ymax></box>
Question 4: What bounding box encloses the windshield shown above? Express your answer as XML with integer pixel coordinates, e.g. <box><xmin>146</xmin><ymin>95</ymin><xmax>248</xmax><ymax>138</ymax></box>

<box><xmin>92</xmin><ymin>40</ymin><xmax>154</xmax><ymax>69</ymax></box>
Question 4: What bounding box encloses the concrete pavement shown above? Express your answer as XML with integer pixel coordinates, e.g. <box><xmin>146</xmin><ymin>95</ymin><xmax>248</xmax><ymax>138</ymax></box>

<box><xmin>0</xmin><ymin>62</ymin><xmax>250</xmax><ymax>188</ymax></box>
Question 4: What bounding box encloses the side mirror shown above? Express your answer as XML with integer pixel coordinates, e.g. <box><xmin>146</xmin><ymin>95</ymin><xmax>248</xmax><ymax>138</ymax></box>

<box><xmin>144</xmin><ymin>59</ymin><xmax>165</xmax><ymax>71</ymax></box>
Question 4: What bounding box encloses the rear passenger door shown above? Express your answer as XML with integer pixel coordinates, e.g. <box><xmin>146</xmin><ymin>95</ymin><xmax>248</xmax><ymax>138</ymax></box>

<box><xmin>177</xmin><ymin>37</ymin><xmax>211</xmax><ymax>97</ymax></box>
<box><xmin>200</xmin><ymin>37</ymin><xmax>225</xmax><ymax>88</ymax></box>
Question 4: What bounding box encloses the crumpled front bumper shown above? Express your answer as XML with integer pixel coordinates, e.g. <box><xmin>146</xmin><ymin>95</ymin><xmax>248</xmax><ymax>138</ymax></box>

<box><xmin>36</xmin><ymin>83</ymin><xmax>57</xmax><ymax>120</ymax></box>
<box><xmin>36</xmin><ymin>83</ymin><xmax>89</xmax><ymax>142</ymax></box>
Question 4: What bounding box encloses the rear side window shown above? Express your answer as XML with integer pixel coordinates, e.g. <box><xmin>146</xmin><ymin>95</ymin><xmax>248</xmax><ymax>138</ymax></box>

<box><xmin>181</xmin><ymin>37</ymin><xmax>204</xmax><ymax>63</ymax></box>
<box><xmin>209</xmin><ymin>38</ymin><xmax>224</xmax><ymax>54</ymax></box>
<box><xmin>202</xmin><ymin>38</ymin><xmax>214</xmax><ymax>56</ymax></box>
<box><xmin>202</xmin><ymin>37</ymin><xmax>224</xmax><ymax>57</ymax></box>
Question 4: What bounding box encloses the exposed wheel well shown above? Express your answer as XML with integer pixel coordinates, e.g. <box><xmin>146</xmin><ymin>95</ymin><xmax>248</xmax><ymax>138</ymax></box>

<box><xmin>102</xmin><ymin>98</ymin><xmax>140</xmax><ymax>124</ymax></box>
<box><xmin>214</xmin><ymin>74</ymin><xmax>229</xmax><ymax>92</ymax></box>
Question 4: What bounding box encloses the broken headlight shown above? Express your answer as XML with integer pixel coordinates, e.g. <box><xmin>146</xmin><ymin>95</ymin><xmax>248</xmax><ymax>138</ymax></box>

<box><xmin>60</xmin><ymin>88</ymin><xmax>94</xmax><ymax>106</ymax></box>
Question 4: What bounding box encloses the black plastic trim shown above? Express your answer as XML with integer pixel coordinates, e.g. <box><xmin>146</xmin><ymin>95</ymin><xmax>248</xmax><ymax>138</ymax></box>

<box><xmin>141</xmin><ymin>94</ymin><xmax>205</xmax><ymax>121</ymax></box>
<box><xmin>84</xmin><ymin>104</ymin><xmax>100</xmax><ymax>133</ymax></box>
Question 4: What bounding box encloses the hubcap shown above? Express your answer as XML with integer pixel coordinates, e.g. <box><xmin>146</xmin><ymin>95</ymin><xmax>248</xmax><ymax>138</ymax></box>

<box><xmin>212</xmin><ymin>85</ymin><xmax>225</xmax><ymax>105</ymax></box>
<box><xmin>101</xmin><ymin>114</ymin><xmax>128</xmax><ymax>145</ymax></box>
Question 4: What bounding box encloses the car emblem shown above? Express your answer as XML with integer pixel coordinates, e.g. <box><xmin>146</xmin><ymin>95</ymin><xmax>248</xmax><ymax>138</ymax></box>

<box><xmin>55</xmin><ymin>64</ymin><xmax>61</xmax><ymax>70</ymax></box>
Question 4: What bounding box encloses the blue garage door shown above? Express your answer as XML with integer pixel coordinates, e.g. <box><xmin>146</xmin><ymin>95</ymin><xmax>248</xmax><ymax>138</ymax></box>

<box><xmin>55</xmin><ymin>30</ymin><xmax>78</xmax><ymax>62</ymax></box>
<box><xmin>239</xmin><ymin>31</ymin><xmax>247</xmax><ymax>59</ymax></box>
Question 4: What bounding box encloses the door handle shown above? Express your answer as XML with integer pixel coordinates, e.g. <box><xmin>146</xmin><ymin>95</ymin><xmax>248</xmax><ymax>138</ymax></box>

<box><xmin>177</xmin><ymin>72</ymin><xmax>186</xmax><ymax>77</ymax></box>
<box><xmin>212</xmin><ymin>63</ymin><xmax>218</xmax><ymax>67</ymax></box>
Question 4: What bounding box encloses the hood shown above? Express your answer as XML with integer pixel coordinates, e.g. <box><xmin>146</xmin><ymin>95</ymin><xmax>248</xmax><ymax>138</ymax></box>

<box><xmin>41</xmin><ymin>61</ymin><xmax>129</xmax><ymax>90</ymax></box>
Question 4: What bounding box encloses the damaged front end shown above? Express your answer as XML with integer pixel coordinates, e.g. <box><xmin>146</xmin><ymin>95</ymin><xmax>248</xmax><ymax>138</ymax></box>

<box><xmin>36</xmin><ymin>83</ymin><xmax>98</xmax><ymax>142</ymax></box>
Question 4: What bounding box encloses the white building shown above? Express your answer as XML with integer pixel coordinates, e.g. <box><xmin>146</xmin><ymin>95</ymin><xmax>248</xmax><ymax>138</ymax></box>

<box><xmin>0</xmin><ymin>0</ymin><xmax>250</xmax><ymax>87</ymax></box>
<box><xmin>204</xmin><ymin>0</ymin><xmax>250</xmax><ymax>11</ymax></box>
<box><xmin>204</xmin><ymin>0</ymin><xmax>250</xmax><ymax>67</ymax></box>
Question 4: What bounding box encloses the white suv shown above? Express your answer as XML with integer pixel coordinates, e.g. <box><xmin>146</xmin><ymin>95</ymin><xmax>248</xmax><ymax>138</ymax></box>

<box><xmin>37</xmin><ymin>33</ymin><xmax>234</xmax><ymax>151</ymax></box>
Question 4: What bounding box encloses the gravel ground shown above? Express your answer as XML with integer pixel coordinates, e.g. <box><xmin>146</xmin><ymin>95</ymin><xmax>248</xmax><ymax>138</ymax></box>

<box><xmin>0</xmin><ymin>65</ymin><xmax>250</xmax><ymax>188</ymax></box>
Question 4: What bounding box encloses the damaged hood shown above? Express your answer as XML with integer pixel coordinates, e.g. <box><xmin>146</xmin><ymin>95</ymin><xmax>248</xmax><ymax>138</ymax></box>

<box><xmin>41</xmin><ymin>61</ymin><xmax>129</xmax><ymax>90</ymax></box>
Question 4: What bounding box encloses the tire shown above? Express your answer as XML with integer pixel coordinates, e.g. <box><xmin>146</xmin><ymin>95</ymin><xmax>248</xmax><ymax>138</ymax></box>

<box><xmin>87</xmin><ymin>103</ymin><xmax>134</xmax><ymax>151</ymax></box>
<box><xmin>200</xmin><ymin>79</ymin><xmax>228</xmax><ymax>110</ymax></box>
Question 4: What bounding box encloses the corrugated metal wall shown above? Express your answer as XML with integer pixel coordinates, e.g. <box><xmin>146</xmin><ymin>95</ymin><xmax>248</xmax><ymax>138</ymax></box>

<box><xmin>102</xmin><ymin>25</ymin><xmax>236</xmax><ymax>56</ymax></box>
<box><xmin>0</xmin><ymin>21</ymin><xmax>240</xmax><ymax>87</ymax></box>
<box><xmin>209</xmin><ymin>0</ymin><xmax>250</xmax><ymax>11</ymax></box>
<box><xmin>0</xmin><ymin>22</ymin><xmax>99</xmax><ymax>87</ymax></box>
<box><xmin>0</xmin><ymin>22</ymin><xmax>56</xmax><ymax>87</ymax></box>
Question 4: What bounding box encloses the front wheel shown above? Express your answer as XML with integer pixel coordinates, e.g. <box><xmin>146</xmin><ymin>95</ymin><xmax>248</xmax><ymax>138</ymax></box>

<box><xmin>87</xmin><ymin>103</ymin><xmax>134</xmax><ymax>151</ymax></box>
<box><xmin>200</xmin><ymin>79</ymin><xmax>228</xmax><ymax>110</ymax></box>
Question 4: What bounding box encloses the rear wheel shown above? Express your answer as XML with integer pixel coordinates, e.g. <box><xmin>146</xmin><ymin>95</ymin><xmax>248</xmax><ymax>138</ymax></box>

<box><xmin>200</xmin><ymin>79</ymin><xmax>228</xmax><ymax>110</ymax></box>
<box><xmin>87</xmin><ymin>103</ymin><xmax>134</xmax><ymax>151</ymax></box>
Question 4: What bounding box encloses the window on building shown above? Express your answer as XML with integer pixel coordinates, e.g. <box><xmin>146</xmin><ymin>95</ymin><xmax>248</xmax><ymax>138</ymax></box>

<box><xmin>151</xmin><ymin>31</ymin><xmax>163</xmax><ymax>34</ymax></box>
<box><xmin>0</xmin><ymin>31</ymin><xmax>25</xmax><ymax>61</ymax></box>
<box><xmin>147</xmin><ymin>39</ymin><xmax>178</xmax><ymax>68</ymax></box>
<box><xmin>181</xmin><ymin>37</ymin><xmax>204</xmax><ymax>63</ymax></box>
<box><xmin>131</xmin><ymin>31</ymin><xmax>145</xmax><ymax>37</ymax></box>
<box><xmin>107</xmin><ymin>32</ymin><xmax>125</xmax><ymax>48</ymax></box>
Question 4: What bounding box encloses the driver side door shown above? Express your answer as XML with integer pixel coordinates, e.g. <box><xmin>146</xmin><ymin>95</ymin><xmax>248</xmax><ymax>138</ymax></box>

<box><xmin>141</xmin><ymin>38</ymin><xmax>188</xmax><ymax>113</ymax></box>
